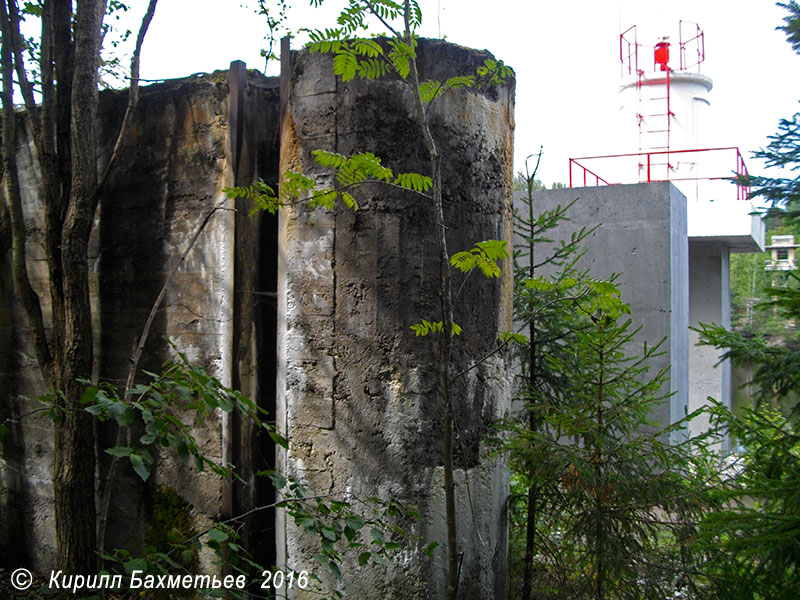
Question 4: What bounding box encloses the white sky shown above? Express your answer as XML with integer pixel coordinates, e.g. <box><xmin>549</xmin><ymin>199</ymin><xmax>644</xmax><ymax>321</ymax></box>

<box><xmin>130</xmin><ymin>0</ymin><xmax>800</xmax><ymax>186</ymax></box>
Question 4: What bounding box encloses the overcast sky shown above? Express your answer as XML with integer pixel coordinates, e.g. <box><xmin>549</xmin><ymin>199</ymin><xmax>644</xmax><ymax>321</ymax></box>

<box><xmin>133</xmin><ymin>0</ymin><xmax>800</xmax><ymax>185</ymax></box>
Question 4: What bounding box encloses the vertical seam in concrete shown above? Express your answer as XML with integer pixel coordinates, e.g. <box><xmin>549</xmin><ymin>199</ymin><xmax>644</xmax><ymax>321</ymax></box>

<box><xmin>331</xmin><ymin>70</ymin><xmax>339</xmax><ymax>431</ymax></box>
<box><xmin>276</xmin><ymin>36</ymin><xmax>292</xmax><ymax>572</ymax></box>
<box><xmin>227</xmin><ymin>61</ymin><xmax>247</xmax><ymax>180</ymax></box>
<box><xmin>222</xmin><ymin>60</ymin><xmax>247</xmax><ymax>521</ymax></box>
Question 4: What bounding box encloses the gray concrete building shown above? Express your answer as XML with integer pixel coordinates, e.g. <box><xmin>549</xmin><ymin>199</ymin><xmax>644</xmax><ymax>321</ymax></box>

<box><xmin>521</xmin><ymin>181</ymin><xmax>763</xmax><ymax>444</ymax></box>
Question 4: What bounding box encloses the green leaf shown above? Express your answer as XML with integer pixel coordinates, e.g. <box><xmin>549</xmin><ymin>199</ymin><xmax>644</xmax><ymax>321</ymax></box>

<box><xmin>523</xmin><ymin>276</ymin><xmax>556</xmax><ymax>292</ymax></box>
<box><xmin>499</xmin><ymin>331</ymin><xmax>529</xmax><ymax>345</ymax></box>
<box><xmin>193</xmin><ymin>453</ymin><xmax>204</xmax><ymax>472</ymax></box>
<box><xmin>346</xmin><ymin>515</ymin><xmax>365</xmax><ymax>531</ymax></box>
<box><xmin>419</xmin><ymin>80</ymin><xmax>443</xmax><ymax>104</ymax></box>
<box><xmin>208</xmin><ymin>528</ymin><xmax>229</xmax><ymax>543</ymax></box>
<box><xmin>309</xmin><ymin>188</ymin><xmax>338</xmax><ymax>210</ymax></box>
<box><xmin>155</xmin><ymin>552</ymin><xmax>181</xmax><ymax>569</ymax></box>
<box><xmin>333</xmin><ymin>50</ymin><xmax>358</xmax><ymax>81</ymax></box>
<box><xmin>450</xmin><ymin>240</ymin><xmax>507</xmax><ymax>278</ymax></box>
<box><xmin>264</xmin><ymin>429</ymin><xmax>287</xmax><ymax>451</ymax></box>
<box><xmin>266</xmin><ymin>470</ymin><xmax>288</xmax><ymax>489</ymax></box>
<box><xmin>80</xmin><ymin>386</ymin><xmax>99</xmax><ymax>405</ymax></box>
<box><xmin>423</xmin><ymin>541</ymin><xmax>439</xmax><ymax>557</ymax></box>
<box><xmin>370</xmin><ymin>528</ymin><xmax>385</xmax><ymax>545</ymax></box>
<box><xmin>129</xmin><ymin>453</ymin><xmax>151</xmax><ymax>481</ymax></box>
<box><xmin>410</xmin><ymin>319</ymin><xmax>461</xmax><ymax>337</ymax></box>
<box><xmin>394</xmin><ymin>172</ymin><xmax>432</xmax><ymax>193</ymax></box>
<box><xmin>353</xmin><ymin>38</ymin><xmax>382</xmax><ymax>58</ymax></box>
<box><xmin>124</xmin><ymin>558</ymin><xmax>148</xmax><ymax>574</ymax></box>
<box><xmin>358</xmin><ymin>551</ymin><xmax>371</xmax><ymax>566</ymax></box>
<box><xmin>341</xmin><ymin>191</ymin><xmax>358</xmax><ymax>211</ymax></box>
<box><xmin>328</xmin><ymin>560</ymin><xmax>342</xmax><ymax>579</ymax></box>
<box><xmin>105</xmin><ymin>446</ymin><xmax>133</xmax><ymax>457</ymax></box>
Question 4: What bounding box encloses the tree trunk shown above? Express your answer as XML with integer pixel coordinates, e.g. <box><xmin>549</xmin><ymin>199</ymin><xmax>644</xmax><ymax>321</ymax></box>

<box><xmin>521</xmin><ymin>169</ymin><xmax>539</xmax><ymax>600</ymax></box>
<box><xmin>52</xmin><ymin>0</ymin><xmax>107</xmax><ymax>573</ymax></box>
<box><xmin>0</xmin><ymin>1</ymin><xmax>52</xmax><ymax>381</ymax></box>
<box><xmin>402</xmin><ymin>4</ymin><xmax>460</xmax><ymax>596</ymax></box>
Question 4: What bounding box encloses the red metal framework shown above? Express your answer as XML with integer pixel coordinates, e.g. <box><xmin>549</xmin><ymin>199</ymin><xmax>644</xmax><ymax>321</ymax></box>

<box><xmin>568</xmin><ymin>147</ymin><xmax>750</xmax><ymax>201</ymax></box>
<box><xmin>619</xmin><ymin>22</ymin><xmax>706</xmax><ymax>162</ymax></box>
<box><xmin>619</xmin><ymin>21</ymin><xmax>706</xmax><ymax>77</ymax></box>
<box><xmin>620</xmin><ymin>25</ymin><xmax>639</xmax><ymax>76</ymax></box>
<box><xmin>679</xmin><ymin>20</ymin><xmax>705</xmax><ymax>71</ymax></box>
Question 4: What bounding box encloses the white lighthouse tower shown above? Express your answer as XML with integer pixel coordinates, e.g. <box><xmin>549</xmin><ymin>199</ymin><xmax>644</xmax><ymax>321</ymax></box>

<box><xmin>616</xmin><ymin>22</ymin><xmax>762</xmax><ymax>242</ymax></box>
<box><xmin>619</xmin><ymin>22</ymin><xmax>765</xmax><ymax>443</ymax></box>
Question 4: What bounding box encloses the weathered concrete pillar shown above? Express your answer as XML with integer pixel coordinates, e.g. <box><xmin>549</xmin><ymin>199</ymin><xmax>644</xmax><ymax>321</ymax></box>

<box><xmin>278</xmin><ymin>39</ymin><xmax>514</xmax><ymax>598</ymax></box>
<box><xmin>0</xmin><ymin>68</ymin><xmax>282</xmax><ymax>571</ymax></box>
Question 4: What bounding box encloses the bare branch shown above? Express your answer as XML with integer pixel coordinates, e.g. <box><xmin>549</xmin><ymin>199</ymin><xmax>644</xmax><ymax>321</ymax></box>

<box><xmin>98</xmin><ymin>200</ymin><xmax>227</xmax><ymax>554</ymax></box>
<box><xmin>362</xmin><ymin>0</ymin><xmax>403</xmax><ymax>38</ymax></box>
<box><xmin>6</xmin><ymin>0</ymin><xmax>41</xmax><ymax>147</ymax></box>
<box><xmin>97</xmin><ymin>0</ymin><xmax>158</xmax><ymax>195</ymax></box>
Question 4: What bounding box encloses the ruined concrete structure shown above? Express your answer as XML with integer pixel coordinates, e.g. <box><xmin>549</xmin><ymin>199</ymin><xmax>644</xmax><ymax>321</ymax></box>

<box><xmin>0</xmin><ymin>40</ymin><xmax>514</xmax><ymax>599</ymax></box>
<box><xmin>1</xmin><ymin>63</ymin><xmax>281</xmax><ymax>572</ymax></box>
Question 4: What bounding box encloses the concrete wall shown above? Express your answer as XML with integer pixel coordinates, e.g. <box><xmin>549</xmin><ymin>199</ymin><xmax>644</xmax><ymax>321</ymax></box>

<box><xmin>520</xmin><ymin>182</ymin><xmax>690</xmax><ymax>432</ymax></box>
<box><xmin>278</xmin><ymin>40</ymin><xmax>514</xmax><ymax>599</ymax></box>
<box><xmin>688</xmin><ymin>241</ymin><xmax>731</xmax><ymax>448</ymax></box>
<box><xmin>0</xmin><ymin>68</ymin><xmax>281</xmax><ymax>570</ymax></box>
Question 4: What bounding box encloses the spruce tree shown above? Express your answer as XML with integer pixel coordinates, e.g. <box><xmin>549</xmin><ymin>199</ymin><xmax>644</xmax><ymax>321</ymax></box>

<box><xmin>503</xmin><ymin>164</ymin><xmax>712</xmax><ymax>600</ymax></box>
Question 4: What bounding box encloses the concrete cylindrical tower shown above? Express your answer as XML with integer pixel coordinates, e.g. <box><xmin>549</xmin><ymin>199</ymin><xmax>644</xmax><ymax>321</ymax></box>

<box><xmin>277</xmin><ymin>39</ymin><xmax>515</xmax><ymax>598</ymax></box>
<box><xmin>621</xmin><ymin>71</ymin><xmax>712</xmax><ymax>151</ymax></box>
<box><xmin>619</xmin><ymin>70</ymin><xmax>713</xmax><ymax>185</ymax></box>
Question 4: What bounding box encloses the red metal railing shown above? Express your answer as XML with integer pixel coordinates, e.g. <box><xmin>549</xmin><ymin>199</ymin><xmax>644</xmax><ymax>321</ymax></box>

<box><xmin>568</xmin><ymin>147</ymin><xmax>750</xmax><ymax>200</ymax></box>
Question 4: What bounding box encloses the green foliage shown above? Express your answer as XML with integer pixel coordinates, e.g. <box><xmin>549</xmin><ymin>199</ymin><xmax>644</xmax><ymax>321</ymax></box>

<box><xmin>223</xmin><ymin>179</ymin><xmax>281</xmax><ymax>215</ymax></box>
<box><xmin>742</xmin><ymin>3</ymin><xmax>800</xmax><ymax>223</ymax></box>
<box><xmin>501</xmin><ymin>166</ymin><xmax>715</xmax><ymax>599</ymax></box>
<box><xmin>85</xmin><ymin>354</ymin><xmax>421</xmax><ymax>600</ymax></box>
<box><xmin>450</xmin><ymin>240</ymin><xmax>508</xmax><ymax>278</ymax></box>
<box><xmin>780</xmin><ymin>1</ymin><xmax>800</xmax><ymax>53</ymax></box>
<box><xmin>81</xmin><ymin>344</ymin><xmax>285</xmax><ymax>482</ymax></box>
<box><xmin>313</xmin><ymin>149</ymin><xmax>432</xmax><ymax>196</ymax></box>
<box><xmin>224</xmin><ymin>151</ymin><xmax>434</xmax><ymax>214</ymax></box>
<box><xmin>409</xmin><ymin>319</ymin><xmax>462</xmax><ymax>337</ymax></box>
<box><xmin>696</xmin><ymin>401</ymin><xmax>800</xmax><ymax>599</ymax></box>
<box><xmin>418</xmin><ymin>75</ymin><xmax>475</xmax><ymax>104</ymax></box>
<box><xmin>509</xmin><ymin>317</ymin><xmax>710</xmax><ymax>599</ymax></box>
<box><xmin>271</xmin><ymin>475</ymin><xmax>422</xmax><ymax>590</ymax></box>
<box><xmin>696</xmin><ymin>317</ymin><xmax>800</xmax><ymax>404</ymax></box>
<box><xmin>511</xmin><ymin>171</ymin><xmax>567</xmax><ymax>192</ymax></box>
<box><xmin>254</xmin><ymin>0</ymin><xmax>291</xmax><ymax>65</ymax></box>
<box><xmin>476</xmin><ymin>58</ymin><xmax>513</xmax><ymax>88</ymax></box>
<box><xmin>144</xmin><ymin>486</ymin><xmax>198</xmax><ymax>599</ymax></box>
<box><xmin>690</xmin><ymin>9</ymin><xmax>800</xmax><ymax>597</ymax></box>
